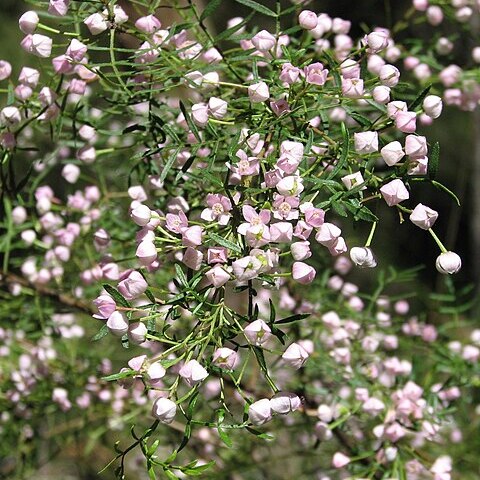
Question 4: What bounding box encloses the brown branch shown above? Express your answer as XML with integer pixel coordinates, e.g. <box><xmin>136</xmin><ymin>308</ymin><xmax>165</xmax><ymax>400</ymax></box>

<box><xmin>0</xmin><ymin>270</ymin><xmax>95</xmax><ymax>315</ymax></box>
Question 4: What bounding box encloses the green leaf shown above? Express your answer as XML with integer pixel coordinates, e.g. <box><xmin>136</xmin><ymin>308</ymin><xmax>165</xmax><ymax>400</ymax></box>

<box><xmin>252</xmin><ymin>346</ymin><xmax>267</xmax><ymax>371</ymax></box>
<box><xmin>145</xmin><ymin>289</ymin><xmax>156</xmax><ymax>304</ymax></box>
<box><xmin>101</xmin><ymin>369</ymin><xmax>135</xmax><ymax>382</ymax></box>
<box><xmin>160</xmin><ymin>147</ymin><xmax>181</xmax><ymax>183</ymax></box>
<box><xmin>428</xmin><ymin>142</ymin><xmax>439</xmax><ymax>180</ymax></box>
<box><xmin>92</xmin><ymin>323</ymin><xmax>109</xmax><ymax>341</ymax></box>
<box><xmin>179</xmin><ymin>101</ymin><xmax>201</xmax><ymax>143</ymax></box>
<box><xmin>217</xmin><ymin>426</ymin><xmax>233</xmax><ymax>447</ymax></box>
<box><xmin>245</xmin><ymin>427</ymin><xmax>275</xmax><ymax>440</ymax></box>
<box><xmin>409</xmin><ymin>84</ymin><xmax>431</xmax><ymax>111</ymax></box>
<box><xmin>208</xmin><ymin>232</ymin><xmax>243</xmax><ymax>254</ymax></box>
<box><xmin>183</xmin><ymin>461</ymin><xmax>216</xmax><ymax>475</ymax></box>
<box><xmin>327</xmin><ymin>122</ymin><xmax>349</xmax><ymax>180</ymax></box>
<box><xmin>431</xmin><ymin>180</ymin><xmax>460</xmax><ymax>206</ymax></box>
<box><xmin>234</xmin><ymin>0</ymin><xmax>277</xmax><ymax>17</ymax></box>
<box><xmin>175</xmin><ymin>264</ymin><xmax>189</xmax><ymax>287</ymax></box>
<box><xmin>200</xmin><ymin>0</ymin><xmax>222</xmax><ymax>21</ymax></box>
<box><xmin>276</xmin><ymin>313</ymin><xmax>310</xmax><ymax>325</ymax></box>
<box><xmin>102</xmin><ymin>284</ymin><xmax>131</xmax><ymax>308</ymax></box>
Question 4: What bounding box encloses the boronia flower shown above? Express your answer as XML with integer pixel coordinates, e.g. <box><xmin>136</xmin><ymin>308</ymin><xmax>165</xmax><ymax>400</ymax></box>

<box><xmin>350</xmin><ymin>247</ymin><xmax>377</xmax><ymax>268</ymax></box>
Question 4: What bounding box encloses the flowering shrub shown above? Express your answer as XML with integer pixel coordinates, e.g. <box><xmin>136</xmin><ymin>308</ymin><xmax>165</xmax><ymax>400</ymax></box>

<box><xmin>1</xmin><ymin>0</ymin><xmax>479</xmax><ymax>478</ymax></box>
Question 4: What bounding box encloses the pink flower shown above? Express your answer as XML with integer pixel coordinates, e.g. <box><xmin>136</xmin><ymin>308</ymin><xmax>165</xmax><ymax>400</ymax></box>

<box><xmin>232</xmin><ymin>256</ymin><xmax>262</xmax><ymax>281</ymax></box>
<box><xmin>372</xmin><ymin>85</ymin><xmax>390</xmax><ymax>103</ymax></box>
<box><xmin>380</xmin><ymin>179</ymin><xmax>410</xmax><ymax>206</ymax></box>
<box><xmin>276</xmin><ymin>175</ymin><xmax>304</xmax><ymax>196</ymax></box>
<box><xmin>128</xmin><ymin>322</ymin><xmax>147</xmax><ymax>344</ymax></box>
<box><xmin>279</xmin><ymin>63</ymin><xmax>302</xmax><ymax>84</ymax></box>
<box><xmin>304</xmin><ymin>207</ymin><xmax>325</xmax><ymax>228</ymax></box>
<box><xmin>379</xmin><ymin>64</ymin><xmax>400</xmax><ymax>87</ymax></box>
<box><xmin>244</xmin><ymin>319</ymin><xmax>271</xmax><ymax>346</ymax></box>
<box><xmin>381</xmin><ymin>141</ymin><xmax>405</xmax><ymax>166</ymax></box>
<box><xmin>293</xmin><ymin>220</ymin><xmax>313</xmax><ymax>240</ymax></box>
<box><xmin>272</xmin><ymin>194</ymin><xmax>299</xmax><ymax>220</ymax></box>
<box><xmin>182</xmin><ymin>247</ymin><xmax>203</xmax><ymax>270</ymax></box>
<box><xmin>21</xmin><ymin>34</ymin><xmax>53</xmax><ymax>58</ymax></box>
<box><xmin>19</xmin><ymin>11</ymin><xmax>39</xmax><ymax>34</ymax></box>
<box><xmin>106</xmin><ymin>311</ymin><xmax>129</xmax><ymax>336</ymax></box>
<box><xmin>248</xmin><ymin>81</ymin><xmax>270</xmax><ymax>102</ymax></box>
<box><xmin>152</xmin><ymin>397</ymin><xmax>176</xmax><ymax>424</ymax></box>
<box><xmin>332</xmin><ymin>452</ymin><xmax>350</xmax><ymax>468</ymax></box>
<box><xmin>49</xmin><ymin>0</ymin><xmax>69</xmax><ymax>16</ymax></box>
<box><xmin>238</xmin><ymin>205</ymin><xmax>271</xmax><ymax>235</ymax></box>
<box><xmin>405</xmin><ymin>135</ymin><xmax>427</xmax><ymax>158</ymax></box>
<box><xmin>282</xmin><ymin>342</ymin><xmax>310</xmax><ymax>368</ymax></box>
<box><xmin>366</xmin><ymin>31</ymin><xmax>389</xmax><ymax>52</ymax></box>
<box><xmin>342</xmin><ymin>78</ymin><xmax>364</xmax><ymax>98</ymax></box>
<box><xmin>350</xmin><ymin>247</ymin><xmax>377</xmax><ymax>268</ymax></box>
<box><xmin>409</xmin><ymin>203</ymin><xmax>438</xmax><ymax>229</ymax></box>
<box><xmin>179</xmin><ymin>359</ymin><xmax>209</xmax><ymax>387</ymax></box>
<box><xmin>315</xmin><ymin>222</ymin><xmax>341</xmax><ymax>246</ymax></box>
<box><xmin>304</xmin><ymin>62</ymin><xmax>329</xmax><ymax>86</ymax></box>
<box><xmin>395</xmin><ymin>111</ymin><xmax>417</xmax><ymax>133</ymax></box>
<box><xmin>208</xmin><ymin>97</ymin><xmax>228</xmax><ymax>119</ymax></box>
<box><xmin>328</xmin><ymin>237</ymin><xmax>348</xmax><ymax>256</ymax></box>
<box><xmin>341</xmin><ymin>172</ymin><xmax>366</xmax><ymax>190</ymax></box>
<box><xmin>84</xmin><ymin>12</ymin><xmax>108</xmax><ymax>35</ymax></box>
<box><xmin>269</xmin><ymin>222</ymin><xmax>293</xmax><ymax>242</ymax></box>
<box><xmin>423</xmin><ymin>95</ymin><xmax>443</xmax><ymax>118</ymax></box>
<box><xmin>136</xmin><ymin>240</ymin><xmax>157</xmax><ymax>266</ymax></box>
<box><xmin>290</xmin><ymin>241</ymin><xmax>311</xmax><ymax>261</ymax></box>
<box><xmin>251</xmin><ymin>30</ymin><xmax>276</xmax><ymax>51</ymax></box>
<box><xmin>212</xmin><ymin>348</ymin><xmax>238</xmax><ymax>370</ymax></box>
<box><xmin>248</xmin><ymin>399</ymin><xmax>272</xmax><ymax>425</ymax></box>
<box><xmin>66</xmin><ymin>39</ymin><xmax>88</xmax><ymax>62</ymax></box>
<box><xmin>298</xmin><ymin>10</ymin><xmax>318</xmax><ymax>30</ymax></box>
<box><xmin>135</xmin><ymin>15</ymin><xmax>162</xmax><ymax>33</ymax></box>
<box><xmin>182</xmin><ymin>225</ymin><xmax>204</xmax><ymax>247</ymax></box>
<box><xmin>354</xmin><ymin>131</ymin><xmax>378</xmax><ymax>154</ymax></box>
<box><xmin>117</xmin><ymin>271</ymin><xmax>148</xmax><ymax>300</ymax></box>
<box><xmin>93</xmin><ymin>294</ymin><xmax>116</xmax><ymax>319</ymax></box>
<box><xmin>230</xmin><ymin>149</ymin><xmax>260</xmax><ymax>177</ymax></box>
<box><xmin>166</xmin><ymin>210</ymin><xmax>188</xmax><ymax>234</ymax></box>
<box><xmin>191</xmin><ymin>102</ymin><xmax>209</xmax><ymax>127</ymax></box>
<box><xmin>270</xmin><ymin>392</ymin><xmax>301</xmax><ymax>414</ymax></box>
<box><xmin>207</xmin><ymin>247</ymin><xmax>228</xmax><ymax>264</ymax></box>
<box><xmin>205</xmin><ymin>266</ymin><xmax>230</xmax><ymax>287</ymax></box>
<box><xmin>292</xmin><ymin>261</ymin><xmax>316</xmax><ymax>284</ymax></box>
<box><xmin>201</xmin><ymin>194</ymin><xmax>232</xmax><ymax>225</ymax></box>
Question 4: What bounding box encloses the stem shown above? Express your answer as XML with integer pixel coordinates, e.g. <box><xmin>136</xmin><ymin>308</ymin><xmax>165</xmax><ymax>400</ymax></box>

<box><xmin>428</xmin><ymin>228</ymin><xmax>448</xmax><ymax>253</ymax></box>
<box><xmin>365</xmin><ymin>222</ymin><xmax>377</xmax><ymax>247</ymax></box>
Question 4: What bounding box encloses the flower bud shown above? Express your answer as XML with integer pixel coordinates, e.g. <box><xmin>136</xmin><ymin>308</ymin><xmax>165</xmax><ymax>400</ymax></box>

<box><xmin>379</xmin><ymin>179</ymin><xmax>409</xmax><ymax>206</ymax></box>
<box><xmin>136</xmin><ymin>240</ymin><xmax>157</xmax><ymax>266</ymax></box>
<box><xmin>84</xmin><ymin>12</ymin><xmax>108</xmax><ymax>35</ymax></box>
<box><xmin>354</xmin><ymin>131</ymin><xmax>378</xmax><ymax>154</ymax></box>
<box><xmin>423</xmin><ymin>95</ymin><xmax>443</xmax><ymax>119</ymax></box>
<box><xmin>381</xmin><ymin>141</ymin><xmax>405</xmax><ymax>166</ymax></box>
<box><xmin>127</xmin><ymin>322</ymin><xmax>147</xmax><ymax>345</ymax></box>
<box><xmin>435</xmin><ymin>251</ymin><xmax>461</xmax><ymax>275</ymax></box>
<box><xmin>298</xmin><ymin>10</ymin><xmax>318</xmax><ymax>30</ymax></box>
<box><xmin>379</xmin><ymin>64</ymin><xmax>400</xmax><ymax>87</ymax></box>
<box><xmin>179</xmin><ymin>359</ymin><xmax>209</xmax><ymax>387</ymax></box>
<box><xmin>152</xmin><ymin>397</ymin><xmax>177</xmax><ymax>424</ymax></box>
<box><xmin>282</xmin><ymin>342</ymin><xmax>310</xmax><ymax>369</ymax></box>
<box><xmin>409</xmin><ymin>203</ymin><xmax>438</xmax><ymax>230</ymax></box>
<box><xmin>19</xmin><ymin>11</ymin><xmax>39</xmax><ymax>34</ymax></box>
<box><xmin>292</xmin><ymin>261</ymin><xmax>316</xmax><ymax>284</ymax></box>
<box><xmin>135</xmin><ymin>14</ymin><xmax>161</xmax><ymax>33</ymax></box>
<box><xmin>251</xmin><ymin>30</ymin><xmax>276</xmax><ymax>51</ymax></box>
<box><xmin>106</xmin><ymin>311</ymin><xmax>129</xmax><ymax>336</ymax></box>
<box><xmin>350</xmin><ymin>247</ymin><xmax>377</xmax><ymax>268</ymax></box>
<box><xmin>248</xmin><ymin>81</ymin><xmax>270</xmax><ymax>103</ymax></box>
<box><xmin>270</xmin><ymin>392</ymin><xmax>301</xmax><ymax>414</ymax></box>
<box><xmin>248</xmin><ymin>398</ymin><xmax>272</xmax><ymax>425</ymax></box>
<box><xmin>131</xmin><ymin>204</ymin><xmax>152</xmax><ymax>226</ymax></box>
